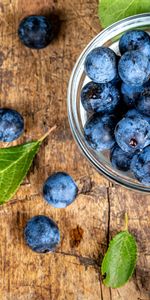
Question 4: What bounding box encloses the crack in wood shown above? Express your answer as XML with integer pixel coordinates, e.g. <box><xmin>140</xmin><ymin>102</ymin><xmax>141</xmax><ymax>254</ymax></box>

<box><xmin>55</xmin><ymin>250</ymin><xmax>100</xmax><ymax>270</ymax></box>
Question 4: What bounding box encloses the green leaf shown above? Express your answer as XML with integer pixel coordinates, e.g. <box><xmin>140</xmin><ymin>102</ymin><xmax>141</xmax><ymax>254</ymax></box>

<box><xmin>98</xmin><ymin>0</ymin><xmax>150</xmax><ymax>28</ymax></box>
<box><xmin>0</xmin><ymin>126</ymin><xmax>56</xmax><ymax>204</ymax></box>
<box><xmin>101</xmin><ymin>231</ymin><xmax>137</xmax><ymax>288</ymax></box>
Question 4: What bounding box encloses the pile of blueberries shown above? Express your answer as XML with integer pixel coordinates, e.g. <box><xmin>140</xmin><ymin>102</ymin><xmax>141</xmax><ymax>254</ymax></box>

<box><xmin>0</xmin><ymin>15</ymin><xmax>80</xmax><ymax>253</ymax></box>
<box><xmin>81</xmin><ymin>30</ymin><xmax>150</xmax><ymax>186</ymax></box>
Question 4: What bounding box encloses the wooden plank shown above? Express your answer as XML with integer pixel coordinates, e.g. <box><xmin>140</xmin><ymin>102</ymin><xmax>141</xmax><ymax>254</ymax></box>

<box><xmin>0</xmin><ymin>0</ymin><xmax>149</xmax><ymax>299</ymax></box>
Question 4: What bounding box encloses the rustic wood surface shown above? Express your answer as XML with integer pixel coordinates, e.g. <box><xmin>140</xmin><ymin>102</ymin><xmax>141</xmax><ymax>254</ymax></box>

<box><xmin>0</xmin><ymin>0</ymin><xmax>149</xmax><ymax>299</ymax></box>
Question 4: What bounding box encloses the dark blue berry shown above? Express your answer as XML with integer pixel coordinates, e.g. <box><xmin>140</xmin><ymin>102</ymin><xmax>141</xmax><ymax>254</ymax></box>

<box><xmin>0</xmin><ymin>108</ymin><xmax>24</xmax><ymax>142</ymax></box>
<box><xmin>18</xmin><ymin>15</ymin><xmax>55</xmax><ymax>49</ymax></box>
<box><xmin>84</xmin><ymin>47</ymin><xmax>117</xmax><ymax>83</ymax></box>
<box><xmin>110</xmin><ymin>144</ymin><xmax>133</xmax><ymax>171</ymax></box>
<box><xmin>136</xmin><ymin>81</ymin><xmax>150</xmax><ymax>116</ymax></box>
<box><xmin>121</xmin><ymin>82</ymin><xmax>143</xmax><ymax>108</ymax></box>
<box><xmin>118</xmin><ymin>50</ymin><xmax>150</xmax><ymax>86</ymax></box>
<box><xmin>119</xmin><ymin>30</ymin><xmax>150</xmax><ymax>57</ymax></box>
<box><xmin>115</xmin><ymin>115</ymin><xmax>150</xmax><ymax>153</ymax></box>
<box><xmin>84</xmin><ymin>113</ymin><xmax>117</xmax><ymax>151</ymax></box>
<box><xmin>43</xmin><ymin>172</ymin><xmax>78</xmax><ymax>208</ymax></box>
<box><xmin>130</xmin><ymin>145</ymin><xmax>150</xmax><ymax>186</ymax></box>
<box><xmin>24</xmin><ymin>215</ymin><xmax>60</xmax><ymax>253</ymax></box>
<box><xmin>81</xmin><ymin>82</ymin><xmax>120</xmax><ymax>114</ymax></box>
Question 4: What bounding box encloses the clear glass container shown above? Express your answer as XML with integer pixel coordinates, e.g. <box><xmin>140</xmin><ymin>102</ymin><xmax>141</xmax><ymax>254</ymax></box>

<box><xmin>67</xmin><ymin>13</ymin><xmax>150</xmax><ymax>193</ymax></box>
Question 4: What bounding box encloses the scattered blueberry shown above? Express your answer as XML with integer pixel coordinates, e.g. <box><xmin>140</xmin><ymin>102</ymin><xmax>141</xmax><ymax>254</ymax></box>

<box><xmin>119</xmin><ymin>30</ymin><xmax>150</xmax><ymax>56</ymax></box>
<box><xmin>84</xmin><ymin>47</ymin><xmax>117</xmax><ymax>83</ymax></box>
<box><xmin>136</xmin><ymin>81</ymin><xmax>150</xmax><ymax>116</ymax></box>
<box><xmin>24</xmin><ymin>215</ymin><xmax>60</xmax><ymax>253</ymax></box>
<box><xmin>130</xmin><ymin>145</ymin><xmax>150</xmax><ymax>186</ymax></box>
<box><xmin>110</xmin><ymin>144</ymin><xmax>133</xmax><ymax>171</ymax></box>
<box><xmin>0</xmin><ymin>108</ymin><xmax>24</xmax><ymax>142</ymax></box>
<box><xmin>84</xmin><ymin>113</ymin><xmax>117</xmax><ymax>151</ymax></box>
<box><xmin>18</xmin><ymin>15</ymin><xmax>55</xmax><ymax>49</ymax></box>
<box><xmin>115</xmin><ymin>115</ymin><xmax>150</xmax><ymax>153</ymax></box>
<box><xmin>81</xmin><ymin>82</ymin><xmax>120</xmax><ymax>113</ymax></box>
<box><xmin>43</xmin><ymin>172</ymin><xmax>78</xmax><ymax>208</ymax></box>
<box><xmin>121</xmin><ymin>82</ymin><xmax>143</xmax><ymax>108</ymax></box>
<box><xmin>118</xmin><ymin>50</ymin><xmax>150</xmax><ymax>86</ymax></box>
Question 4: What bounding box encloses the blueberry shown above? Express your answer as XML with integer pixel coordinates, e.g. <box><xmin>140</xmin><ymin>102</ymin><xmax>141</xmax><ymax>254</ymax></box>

<box><xmin>130</xmin><ymin>145</ymin><xmax>150</xmax><ymax>186</ymax></box>
<box><xmin>18</xmin><ymin>15</ymin><xmax>55</xmax><ymax>49</ymax></box>
<box><xmin>115</xmin><ymin>115</ymin><xmax>150</xmax><ymax>153</ymax></box>
<box><xmin>84</xmin><ymin>113</ymin><xmax>117</xmax><ymax>151</ymax></box>
<box><xmin>119</xmin><ymin>30</ymin><xmax>150</xmax><ymax>57</ymax></box>
<box><xmin>125</xmin><ymin>108</ymin><xmax>150</xmax><ymax>124</ymax></box>
<box><xmin>136</xmin><ymin>81</ymin><xmax>150</xmax><ymax>116</ymax></box>
<box><xmin>84</xmin><ymin>47</ymin><xmax>117</xmax><ymax>83</ymax></box>
<box><xmin>118</xmin><ymin>50</ymin><xmax>150</xmax><ymax>86</ymax></box>
<box><xmin>81</xmin><ymin>82</ymin><xmax>120</xmax><ymax>114</ymax></box>
<box><xmin>43</xmin><ymin>172</ymin><xmax>78</xmax><ymax>208</ymax></box>
<box><xmin>110</xmin><ymin>144</ymin><xmax>133</xmax><ymax>171</ymax></box>
<box><xmin>24</xmin><ymin>215</ymin><xmax>60</xmax><ymax>253</ymax></box>
<box><xmin>121</xmin><ymin>82</ymin><xmax>143</xmax><ymax>108</ymax></box>
<box><xmin>0</xmin><ymin>108</ymin><xmax>24</xmax><ymax>142</ymax></box>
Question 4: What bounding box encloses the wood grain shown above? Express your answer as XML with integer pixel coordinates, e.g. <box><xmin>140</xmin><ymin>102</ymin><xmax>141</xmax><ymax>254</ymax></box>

<box><xmin>0</xmin><ymin>0</ymin><xmax>149</xmax><ymax>299</ymax></box>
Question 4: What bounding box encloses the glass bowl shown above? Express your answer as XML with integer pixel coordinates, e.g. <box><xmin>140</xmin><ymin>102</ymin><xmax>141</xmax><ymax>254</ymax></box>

<box><xmin>67</xmin><ymin>13</ymin><xmax>150</xmax><ymax>193</ymax></box>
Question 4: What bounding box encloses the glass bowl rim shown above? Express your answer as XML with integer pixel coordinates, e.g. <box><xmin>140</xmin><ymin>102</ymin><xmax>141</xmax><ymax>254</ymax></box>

<box><xmin>67</xmin><ymin>13</ymin><xmax>150</xmax><ymax>193</ymax></box>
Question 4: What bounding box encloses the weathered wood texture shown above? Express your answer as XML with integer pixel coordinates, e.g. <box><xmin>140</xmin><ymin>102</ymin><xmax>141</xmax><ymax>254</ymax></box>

<box><xmin>0</xmin><ymin>1</ymin><xmax>149</xmax><ymax>299</ymax></box>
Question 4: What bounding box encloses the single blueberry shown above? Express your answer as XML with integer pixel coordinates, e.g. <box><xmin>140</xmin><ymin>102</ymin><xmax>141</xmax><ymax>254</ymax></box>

<box><xmin>24</xmin><ymin>215</ymin><xmax>60</xmax><ymax>253</ymax></box>
<box><xmin>115</xmin><ymin>116</ymin><xmax>150</xmax><ymax>153</ymax></box>
<box><xmin>118</xmin><ymin>50</ymin><xmax>150</xmax><ymax>86</ymax></box>
<box><xmin>110</xmin><ymin>144</ymin><xmax>133</xmax><ymax>171</ymax></box>
<box><xmin>81</xmin><ymin>81</ymin><xmax>120</xmax><ymax>114</ymax></box>
<box><xmin>84</xmin><ymin>113</ymin><xmax>117</xmax><ymax>151</ymax></box>
<box><xmin>18</xmin><ymin>15</ymin><xmax>55</xmax><ymax>49</ymax></box>
<box><xmin>130</xmin><ymin>145</ymin><xmax>150</xmax><ymax>186</ymax></box>
<box><xmin>121</xmin><ymin>82</ymin><xmax>143</xmax><ymax>108</ymax></box>
<box><xmin>136</xmin><ymin>81</ymin><xmax>150</xmax><ymax>116</ymax></box>
<box><xmin>119</xmin><ymin>30</ymin><xmax>150</xmax><ymax>57</ymax></box>
<box><xmin>43</xmin><ymin>172</ymin><xmax>78</xmax><ymax>208</ymax></box>
<box><xmin>84</xmin><ymin>47</ymin><xmax>117</xmax><ymax>83</ymax></box>
<box><xmin>0</xmin><ymin>108</ymin><xmax>24</xmax><ymax>142</ymax></box>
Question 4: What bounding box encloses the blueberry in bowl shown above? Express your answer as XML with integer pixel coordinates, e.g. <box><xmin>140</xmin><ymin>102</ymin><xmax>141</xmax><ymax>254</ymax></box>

<box><xmin>68</xmin><ymin>13</ymin><xmax>150</xmax><ymax>192</ymax></box>
<box><xmin>114</xmin><ymin>115</ymin><xmax>150</xmax><ymax>153</ymax></box>
<box><xmin>81</xmin><ymin>82</ymin><xmax>120</xmax><ymax>114</ymax></box>
<box><xmin>110</xmin><ymin>144</ymin><xmax>133</xmax><ymax>172</ymax></box>
<box><xmin>119</xmin><ymin>29</ymin><xmax>150</xmax><ymax>56</ymax></box>
<box><xmin>84</xmin><ymin>113</ymin><xmax>117</xmax><ymax>151</ymax></box>
<box><xmin>130</xmin><ymin>145</ymin><xmax>150</xmax><ymax>186</ymax></box>
<box><xmin>84</xmin><ymin>47</ymin><xmax>118</xmax><ymax>83</ymax></box>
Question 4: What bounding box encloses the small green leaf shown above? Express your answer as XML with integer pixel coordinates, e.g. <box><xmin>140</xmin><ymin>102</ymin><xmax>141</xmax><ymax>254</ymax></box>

<box><xmin>101</xmin><ymin>231</ymin><xmax>137</xmax><ymax>288</ymax></box>
<box><xmin>98</xmin><ymin>0</ymin><xmax>150</xmax><ymax>28</ymax></box>
<box><xmin>0</xmin><ymin>126</ymin><xmax>56</xmax><ymax>204</ymax></box>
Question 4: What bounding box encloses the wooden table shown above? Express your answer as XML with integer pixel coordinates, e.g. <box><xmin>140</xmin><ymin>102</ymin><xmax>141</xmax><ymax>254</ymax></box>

<box><xmin>0</xmin><ymin>1</ymin><xmax>149</xmax><ymax>299</ymax></box>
